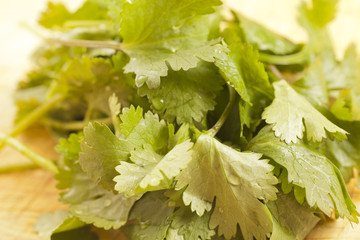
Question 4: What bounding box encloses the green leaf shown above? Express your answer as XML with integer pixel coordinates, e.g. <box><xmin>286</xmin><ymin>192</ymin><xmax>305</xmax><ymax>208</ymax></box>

<box><xmin>68</xmin><ymin>189</ymin><xmax>135</xmax><ymax>230</ymax></box>
<box><xmin>238</xmin><ymin>14</ymin><xmax>299</xmax><ymax>55</ymax></box>
<box><xmin>293</xmin><ymin>58</ymin><xmax>329</xmax><ymax>108</ymax></box>
<box><xmin>119</xmin><ymin>105</ymin><xmax>144</xmax><ymax>138</ymax></box>
<box><xmin>329</xmin><ymin>45</ymin><xmax>360</xmax><ymax>121</ymax></box>
<box><xmin>56</xmin><ymin>133</ymin><xmax>135</xmax><ymax>230</ymax></box>
<box><xmin>114</xmin><ymin>140</ymin><xmax>193</xmax><ymax>197</ymax></box>
<box><xmin>123</xmin><ymin>191</ymin><xmax>174</xmax><ymax>240</ymax></box>
<box><xmin>38</xmin><ymin>2</ymin><xmax>71</xmax><ymax>29</ymax></box>
<box><xmin>298</xmin><ymin>0</ymin><xmax>339</xmax><ymax>30</ymax></box>
<box><xmin>79</xmin><ymin>122</ymin><xmax>132</xmax><ymax>190</ymax></box>
<box><xmin>215</xmin><ymin>45</ymin><xmax>250</xmax><ymax>104</ymax></box>
<box><xmin>120</xmin><ymin>0</ymin><xmax>226</xmax><ymax>88</ymax></box>
<box><xmin>34</xmin><ymin>210</ymin><xmax>88</xmax><ymax>240</ymax></box>
<box><xmin>326</xmin><ymin>139</ymin><xmax>360</xmax><ymax>183</ymax></box>
<box><xmin>217</xmin><ymin>42</ymin><xmax>273</xmax><ymax>133</ymax></box>
<box><xmin>56</xmin><ymin>133</ymin><xmax>84</xmax><ymax>167</ymax></box>
<box><xmin>176</xmin><ymin>134</ymin><xmax>278</xmax><ymax>240</ymax></box>
<box><xmin>248</xmin><ymin>126</ymin><xmax>359</xmax><ymax>222</ymax></box>
<box><xmin>39</xmin><ymin>1</ymin><xmax>109</xmax><ymax>30</ymax></box>
<box><xmin>262</xmin><ymin>80</ymin><xmax>347</xmax><ymax>144</ymax></box>
<box><xmin>171</xmin><ymin>205</ymin><xmax>215</xmax><ymax>240</ymax></box>
<box><xmin>268</xmin><ymin>192</ymin><xmax>320</xmax><ymax>240</ymax></box>
<box><xmin>126</xmin><ymin>111</ymin><xmax>169</xmax><ymax>153</ymax></box>
<box><xmin>139</xmin><ymin>61</ymin><xmax>224</xmax><ymax>124</ymax></box>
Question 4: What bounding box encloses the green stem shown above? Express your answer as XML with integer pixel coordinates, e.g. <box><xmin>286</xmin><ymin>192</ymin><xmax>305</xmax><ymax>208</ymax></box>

<box><xmin>45</xmin><ymin>38</ymin><xmax>124</xmax><ymax>51</ymax></box>
<box><xmin>0</xmin><ymin>134</ymin><xmax>58</xmax><ymax>174</ymax></box>
<box><xmin>63</xmin><ymin>20</ymin><xmax>112</xmax><ymax>29</ymax></box>
<box><xmin>259</xmin><ymin>47</ymin><xmax>310</xmax><ymax>65</ymax></box>
<box><xmin>43</xmin><ymin>117</ymin><xmax>112</xmax><ymax>131</ymax></box>
<box><xmin>0</xmin><ymin>94</ymin><xmax>65</xmax><ymax>151</ymax></box>
<box><xmin>84</xmin><ymin>102</ymin><xmax>94</xmax><ymax>123</ymax></box>
<box><xmin>0</xmin><ymin>163</ymin><xmax>38</xmax><ymax>173</ymax></box>
<box><xmin>208</xmin><ymin>85</ymin><xmax>236</xmax><ymax>137</ymax></box>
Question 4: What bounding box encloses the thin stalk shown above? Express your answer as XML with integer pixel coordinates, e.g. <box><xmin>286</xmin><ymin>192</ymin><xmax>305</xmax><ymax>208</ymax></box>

<box><xmin>0</xmin><ymin>134</ymin><xmax>58</xmax><ymax>174</ymax></box>
<box><xmin>43</xmin><ymin>117</ymin><xmax>112</xmax><ymax>131</ymax></box>
<box><xmin>0</xmin><ymin>163</ymin><xmax>38</xmax><ymax>173</ymax></box>
<box><xmin>84</xmin><ymin>102</ymin><xmax>94</xmax><ymax>123</ymax></box>
<box><xmin>259</xmin><ymin>47</ymin><xmax>309</xmax><ymax>65</ymax></box>
<box><xmin>63</xmin><ymin>20</ymin><xmax>112</xmax><ymax>29</ymax></box>
<box><xmin>45</xmin><ymin>38</ymin><xmax>124</xmax><ymax>51</ymax></box>
<box><xmin>208</xmin><ymin>85</ymin><xmax>236</xmax><ymax>137</ymax></box>
<box><xmin>0</xmin><ymin>94</ymin><xmax>65</xmax><ymax>151</ymax></box>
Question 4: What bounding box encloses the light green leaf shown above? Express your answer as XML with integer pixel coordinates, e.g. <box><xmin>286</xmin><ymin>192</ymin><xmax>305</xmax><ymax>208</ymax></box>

<box><xmin>119</xmin><ymin>105</ymin><xmax>143</xmax><ymax>138</ymax></box>
<box><xmin>177</xmin><ymin>134</ymin><xmax>278</xmax><ymax>240</ymax></box>
<box><xmin>69</xmin><ymin>190</ymin><xmax>135</xmax><ymax>230</ymax></box>
<box><xmin>79</xmin><ymin>122</ymin><xmax>132</xmax><ymax>190</ymax></box>
<box><xmin>56</xmin><ymin>133</ymin><xmax>136</xmax><ymax>230</ymax></box>
<box><xmin>126</xmin><ymin>111</ymin><xmax>169</xmax><ymax>153</ymax></box>
<box><xmin>139</xmin><ymin>61</ymin><xmax>224</xmax><ymax>124</ymax></box>
<box><xmin>326</xmin><ymin>139</ymin><xmax>360</xmax><ymax>183</ymax></box>
<box><xmin>171</xmin><ymin>205</ymin><xmax>215</xmax><ymax>240</ymax></box>
<box><xmin>114</xmin><ymin>140</ymin><xmax>193</xmax><ymax>197</ymax></box>
<box><xmin>262</xmin><ymin>80</ymin><xmax>347</xmax><ymax>144</ymax></box>
<box><xmin>34</xmin><ymin>210</ymin><xmax>88</xmax><ymax>240</ymax></box>
<box><xmin>39</xmin><ymin>1</ymin><xmax>109</xmax><ymax>30</ymax></box>
<box><xmin>120</xmin><ymin>0</ymin><xmax>226</xmax><ymax>88</ymax></box>
<box><xmin>218</xmin><ymin>42</ymin><xmax>273</xmax><ymax>133</ymax></box>
<box><xmin>298</xmin><ymin>0</ymin><xmax>339</xmax><ymax>30</ymax></box>
<box><xmin>293</xmin><ymin>58</ymin><xmax>329</xmax><ymax>108</ymax></box>
<box><xmin>248</xmin><ymin>126</ymin><xmax>359</xmax><ymax>222</ymax></box>
<box><xmin>238</xmin><ymin>14</ymin><xmax>298</xmax><ymax>55</ymax></box>
<box><xmin>123</xmin><ymin>191</ymin><xmax>174</xmax><ymax>240</ymax></box>
<box><xmin>268</xmin><ymin>192</ymin><xmax>320</xmax><ymax>240</ymax></box>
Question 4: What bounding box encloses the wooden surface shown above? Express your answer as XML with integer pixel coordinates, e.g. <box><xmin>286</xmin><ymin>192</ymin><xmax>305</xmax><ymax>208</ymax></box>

<box><xmin>1</xmin><ymin>0</ymin><xmax>360</xmax><ymax>239</ymax></box>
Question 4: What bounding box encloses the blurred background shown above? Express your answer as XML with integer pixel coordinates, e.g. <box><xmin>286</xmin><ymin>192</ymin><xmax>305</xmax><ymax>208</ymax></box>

<box><xmin>2</xmin><ymin>0</ymin><xmax>360</xmax><ymax>132</ymax></box>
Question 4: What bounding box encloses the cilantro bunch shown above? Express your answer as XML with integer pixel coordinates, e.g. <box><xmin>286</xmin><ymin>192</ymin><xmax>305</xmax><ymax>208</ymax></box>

<box><xmin>1</xmin><ymin>0</ymin><xmax>360</xmax><ymax>239</ymax></box>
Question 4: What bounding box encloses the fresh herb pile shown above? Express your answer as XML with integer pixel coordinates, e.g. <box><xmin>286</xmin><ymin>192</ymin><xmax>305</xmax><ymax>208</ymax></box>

<box><xmin>1</xmin><ymin>0</ymin><xmax>360</xmax><ymax>239</ymax></box>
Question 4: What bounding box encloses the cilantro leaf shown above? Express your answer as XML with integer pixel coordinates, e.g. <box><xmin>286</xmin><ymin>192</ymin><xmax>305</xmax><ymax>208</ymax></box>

<box><xmin>56</xmin><ymin>133</ymin><xmax>135</xmax><ymax>230</ymax></box>
<box><xmin>262</xmin><ymin>80</ymin><xmax>347</xmax><ymax>144</ymax></box>
<box><xmin>326</xmin><ymin>139</ymin><xmax>360</xmax><ymax>183</ymax></box>
<box><xmin>139</xmin><ymin>61</ymin><xmax>224</xmax><ymax>124</ymax></box>
<box><xmin>216</xmin><ymin>42</ymin><xmax>273</xmax><ymax>134</ymax></box>
<box><xmin>79</xmin><ymin>122</ymin><xmax>132</xmax><ymax>190</ymax></box>
<box><xmin>125</xmin><ymin>111</ymin><xmax>169</xmax><ymax>153</ymax></box>
<box><xmin>237</xmin><ymin>14</ymin><xmax>299</xmax><ymax>55</ymax></box>
<box><xmin>176</xmin><ymin>134</ymin><xmax>278</xmax><ymax>240</ymax></box>
<box><xmin>120</xmin><ymin>0</ymin><xmax>226</xmax><ymax>88</ymax></box>
<box><xmin>39</xmin><ymin>1</ymin><xmax>109</xmax><ymax>30</ymax></box>
<box><xmin>123</xmin><ymin>191</ymin><xmax>174</xmax><ymax>240</ymax></box>
<box><xmin>114</xmin><ymin>140</ymin><xmax>193</xmax><ymax>197</ymax></box>
<box><xmin>34</xmin><ymin>210</ymin><xmax>90</xmax><ymax>240</ymax></box>
<box><xmin>268</xmin><ymin>192</ymin><xmax>320</xmax><ymax>240</ymax></box>
<box><xmin>248</xmin><ymin>126</ymin><xmax>359</xmax><ymax>222</ymax></box>
<box><xmin>329</xmin><ymin>45</ymin><xmax>360</xmax><ymax>121</ymax></box>
<box><xmin>171</xmin><ymin>205</ymin><xmax>215</xmax><ymax>240</ymax></box>
<box><xmin>292</xmin><ymin>58</ymin><xmax>329</xmax><ymax>108</ymax></box>
<box><xmin>119</xmin><ymin>105</ymin><xmax>143</xmax><ymax>138</ymax></box>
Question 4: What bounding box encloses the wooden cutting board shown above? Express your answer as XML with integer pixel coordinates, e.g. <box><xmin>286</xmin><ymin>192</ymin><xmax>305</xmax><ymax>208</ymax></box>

<box><xmin>1</xmin><ymin>0</ymin><xmax>360</xmax><ymax>239</ymax></box>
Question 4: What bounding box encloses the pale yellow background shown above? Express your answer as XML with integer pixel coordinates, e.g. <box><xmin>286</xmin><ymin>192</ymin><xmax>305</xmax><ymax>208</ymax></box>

<box><xmin>0</xmin><ymin>0</ymin><xmax>360</xmax><ymax>239</ymax></box>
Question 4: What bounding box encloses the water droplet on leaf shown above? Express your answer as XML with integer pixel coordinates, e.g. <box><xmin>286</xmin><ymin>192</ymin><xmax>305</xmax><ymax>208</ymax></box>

<box><xmin>152</xmin><ymin>97</ymin><xmax>165</xmax><ymax>111</ymax></box>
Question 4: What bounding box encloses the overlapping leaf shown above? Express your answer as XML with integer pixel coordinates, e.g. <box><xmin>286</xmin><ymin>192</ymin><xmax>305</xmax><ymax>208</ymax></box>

<box><xmin>120</xmin><ymin>0</ymin><xmax>226</xmax><ymax>88</ymax></box>
<box><xmin>56</xmin><ymin>133</ymin><xmax>135</xmax><ymax>230</ymax></box>
<box><xmin>268</xmin><ymin>192</ymin><xmax>320</xmax><ymax>240</ymax></box>
<box><xmin>248</xmin><ymin>126</ymin><xmax>358</xmax><ymax>222</ymax></box>
<box><xmin>177</xmin><ymin>134</ymin><xmax>278</xmax><ymax>240</ymax></box>
<box><xmin>139</xmin><ymin>61</ymin><xmax>224</xmax><ymax>124</ymax></box>
<box><xmin>262</xmin><ymin>80</ymin><xmax>347</xmax><ymax>144</ymax></box>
